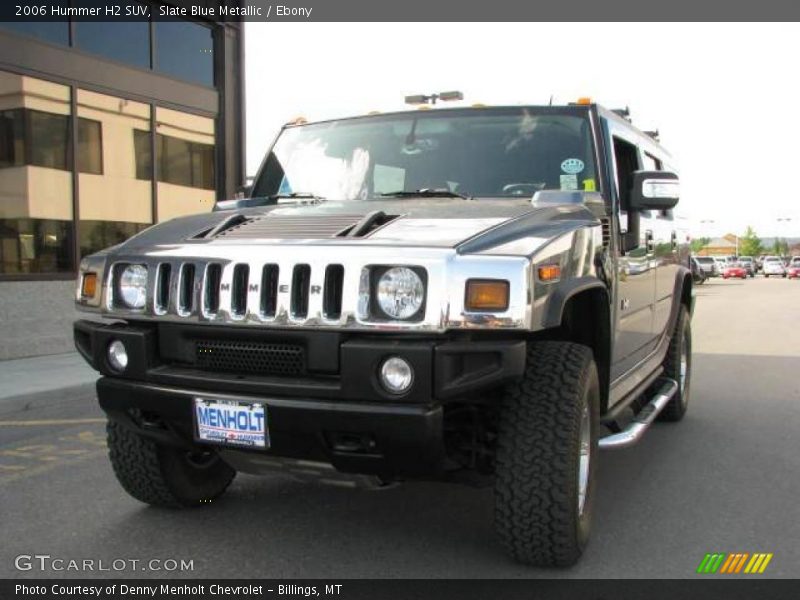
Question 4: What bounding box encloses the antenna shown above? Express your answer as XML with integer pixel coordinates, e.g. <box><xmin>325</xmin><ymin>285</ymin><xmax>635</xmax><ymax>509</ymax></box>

<box><xmin>612</xmin><ymin>106</ymin><xmax>631</xmax><ymax>121</ymax></box>
<box><xmin>644</xmin><ymin>130</ymin><xmax>660</xmax><ymax>141</ymax></box>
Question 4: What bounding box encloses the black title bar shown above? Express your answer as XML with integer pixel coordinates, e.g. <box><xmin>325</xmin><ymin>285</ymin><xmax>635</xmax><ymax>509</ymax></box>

<box><xmin>2</xmin><ymin>0</ymin><xmax>800</xmax><ymax>21</ymax></box>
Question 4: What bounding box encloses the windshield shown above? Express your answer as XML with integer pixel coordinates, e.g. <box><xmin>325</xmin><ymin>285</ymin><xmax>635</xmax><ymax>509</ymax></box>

<box><xmin>252</xmin><ymin>109</ymin><xmax>598</xmax><ymax>201</ymax></box>
<box><xmin>696</xmin><ymin>257</ymin><xmax>714</xmax><ymax>263</ymax></box>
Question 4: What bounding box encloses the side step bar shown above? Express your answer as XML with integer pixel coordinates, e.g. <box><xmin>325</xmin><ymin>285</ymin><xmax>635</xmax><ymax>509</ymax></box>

<box><xmin>599</xmin><ymin>378</ymin><xmax>679</xmax><ymax>450</ymax></box>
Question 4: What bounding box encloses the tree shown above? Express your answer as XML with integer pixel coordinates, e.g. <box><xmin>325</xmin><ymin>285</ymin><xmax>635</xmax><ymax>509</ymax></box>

<box><xmin>738</xmin><ymin>226</ymin><xmax>763</xmax><ymax>257</ymax></box>
<box><xmin>690</xmin><ymin>236</ymin><xmax>710</xmax><ymax>254</ymax></box>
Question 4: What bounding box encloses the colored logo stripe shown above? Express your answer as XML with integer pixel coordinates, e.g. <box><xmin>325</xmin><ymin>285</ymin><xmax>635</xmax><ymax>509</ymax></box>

<box><xmin>697</xmin><ymin>553</ymin><xmax>773</xmax><ymax>574</ymax></box>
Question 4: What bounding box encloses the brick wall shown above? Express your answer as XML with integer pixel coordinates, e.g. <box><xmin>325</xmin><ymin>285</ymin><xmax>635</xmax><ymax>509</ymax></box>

<box><xmin>0</xmin><ymin>280</ymin><xmax>79</xmax><ymax>360</ymax></box>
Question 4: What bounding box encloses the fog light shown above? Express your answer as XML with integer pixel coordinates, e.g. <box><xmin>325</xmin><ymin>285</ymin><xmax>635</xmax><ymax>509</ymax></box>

<box><xmin>379</xmin><ymin>357</ymin><xmax>413</xmax><ymax>394</ymax></box>
<box><xmin>107</xmin><ymin>340</ymin><xmax>128</xmax><ymax>372</ymax></box>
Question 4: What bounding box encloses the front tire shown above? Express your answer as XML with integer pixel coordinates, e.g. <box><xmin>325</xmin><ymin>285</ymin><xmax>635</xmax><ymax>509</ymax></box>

<box><xmin>494</xmin><ymin>342</ymin><xmax>599</xmax><ymax>567</ymax></box>
<box><xmin>657</xmin><ymin>306</ymin><xmax>692</xmax><ymax>422</ymax></box>
<box><xmin>107</xmin><ymin>419</ymin><xmax>236</xmax><ymax>508</ymax></box>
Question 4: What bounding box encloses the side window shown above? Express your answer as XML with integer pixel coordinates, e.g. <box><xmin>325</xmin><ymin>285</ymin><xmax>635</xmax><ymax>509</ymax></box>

<box><xmin>612</xmin><ymin>137</ymin><xmax>640</xmax><ymax>212</ymax></box>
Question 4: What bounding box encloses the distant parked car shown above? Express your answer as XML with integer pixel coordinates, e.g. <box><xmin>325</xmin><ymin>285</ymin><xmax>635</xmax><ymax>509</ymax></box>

<box><xmin>694</xmin><ymin>256</ymin><xmax>719</xmax><ymax>277</ymax></box>
<box><xmin>722</xmin><ymin>263</ymin><xmax>748</xmax><ymax>279</ymax></box>
<box><xmin>690</xmin><ymin>257</ymin><xmax>707</xmax><ymax>284</ymax></box>
<box><xmin>763</xmin><ymin>256</ymin><xmax>787</xmax><ymax>278</ymax></box>
<box><xmin>755</xmin><ymin>255</ymin><xmax>766</xmax><ymax>272</ymax></box>
<box><xmin>713</xmin><ymin>257</ymin><xmax>728</xmax><ymax>273</ymax></box>
<box><xmin>788</xmin><ymin>257</ymin><xmax>800</xmax><ymax>279</ymax></box>
<box><xmin>738</xmin><ymin>256</ymin><xmax>756</xmax><ymax>277</ymax></box>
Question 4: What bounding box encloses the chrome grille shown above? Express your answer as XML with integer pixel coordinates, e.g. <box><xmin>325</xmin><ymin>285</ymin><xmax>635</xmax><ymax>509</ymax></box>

<box><xmin>144</xmin><ymin>258</ymin><xmax>346</xmax><ymax>326</ymax></box>
<box><xmin>95</xmin><ymin>245</ymin><xmax>531</xmax><ymax>331</ymax></box>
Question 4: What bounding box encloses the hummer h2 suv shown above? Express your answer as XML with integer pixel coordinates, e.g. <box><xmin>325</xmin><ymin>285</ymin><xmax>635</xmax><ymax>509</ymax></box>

<box><xmin>75</xmin><ymin>101</ymin><xmax>692</xmax><ymax>567</ymax></box>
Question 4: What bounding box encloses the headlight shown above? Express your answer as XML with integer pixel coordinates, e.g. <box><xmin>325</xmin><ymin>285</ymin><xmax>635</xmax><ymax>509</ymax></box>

<box><xmin>377</xmin><ymin>267</ymin><xmax>424</xmax><ymax>319</ymax></box>
<box><xmin>117</xmin><ymin>264</ymin><xmax>148</xmax><ymax>309</ymax></box>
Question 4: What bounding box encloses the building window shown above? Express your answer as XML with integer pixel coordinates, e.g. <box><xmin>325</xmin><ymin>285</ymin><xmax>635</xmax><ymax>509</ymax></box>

<box><xmin>79</xmin><ymin>220</ymin><xmax>149</xmax><ymax>258</ymax></box>
<box><xmin>77</xmin><ymin>118</ymin><xmax>103</xmax><ymax>175</ymax></box>
<box><xmin>0</xmin><ymin>109</ymin><xmax>103</xmax><ymax>174</ymax></box>
<box><xmin>135</xmin><ymin>130</ymin><xmax>215</xmax><ymax>190</ymax></box>
<box><xmin>0</xmin><ymin>109</ymin><xmax>25</xmax><ymax>168</ymax></box>
<box><xmin>0</xmin><ymin>219</ymin><xmax>73</xmax><ymax>274</ymax></box>
<box><xmin>133</xmin><ymin>129</ymin><xmax>152</xmax><ymax>180</ymax></box>
<box><xmin>28</xmin><ymin>110</ymin><xmax>70</xmax><ymax>170</ymax></box>
<box><xmin>0</xmin><ymin>21</ymin><xmax>69</xmax><ymax>46</ymax></box>
<box><xmin>74</xmin><ymin>8</ymin><xmax>150</xmax><ymax>70</ymax></box>
<box><xmin>154</xmin><ymin>20</ymin><xmax>214</xmax><ymax>87</ymax></box>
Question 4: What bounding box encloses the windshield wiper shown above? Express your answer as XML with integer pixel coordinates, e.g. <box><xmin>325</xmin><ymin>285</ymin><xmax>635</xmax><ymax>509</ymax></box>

<box><xmin>268</xmin><ymin>192</ymin><xmax>327</xmax><ymax>202</ymax></box>
<box><xmin>378</xmin><ymin>188</ymin><xmax>472</xmax><ymax>200</ymax></box>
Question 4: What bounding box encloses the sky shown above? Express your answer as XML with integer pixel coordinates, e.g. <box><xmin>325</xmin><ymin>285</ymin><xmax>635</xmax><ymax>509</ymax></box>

<box><xmin>245</xmin><ymin>22</ymin><xmax>800</xmax><ymax>239</ymax></box>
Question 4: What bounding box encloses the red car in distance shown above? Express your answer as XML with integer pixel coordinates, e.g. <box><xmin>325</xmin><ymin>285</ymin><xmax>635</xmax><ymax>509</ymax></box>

<box><xmin>722</xmin><ymin>263</ymin><xmax>748</xmax><ymax>279</ymax></box>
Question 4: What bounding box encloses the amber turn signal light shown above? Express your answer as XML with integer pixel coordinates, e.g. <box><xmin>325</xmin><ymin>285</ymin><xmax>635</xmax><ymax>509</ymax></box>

<box><xmin>465</xmin><ymin>280</ymin><xmax>509</xmax><ymax>311</ymax></box>
<box><xmin>537</xmin><ymin>265</ymin><xmax>561</xmax><ymax>282</ymax></box>
<box><xmin>81</xmin><ymin>273</ymin><xmax>97</xmax><ymax>298</ymax></box>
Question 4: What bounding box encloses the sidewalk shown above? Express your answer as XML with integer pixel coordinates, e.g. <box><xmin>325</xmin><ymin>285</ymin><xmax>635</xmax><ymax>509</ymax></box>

<box><xmin>0</xmin><ymin>352</ymin><xmax>98</xmax><ymax>416</ymax></box>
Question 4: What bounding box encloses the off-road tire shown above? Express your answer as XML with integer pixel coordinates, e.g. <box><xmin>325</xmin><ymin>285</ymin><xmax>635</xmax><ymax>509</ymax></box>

<box><xmin>657</xmin><ymin>305</ymin><xmax>692</xmax><ymax>422</ymax></box>
<box><xmin>107</xmin><ymin>419</ymin><xmax>236</xmax><ymax>508</ymax></box>
<box><xmin>494</xmin><ymin>342</ymin><xmax>599</xmax><ymax>567</ymax></box>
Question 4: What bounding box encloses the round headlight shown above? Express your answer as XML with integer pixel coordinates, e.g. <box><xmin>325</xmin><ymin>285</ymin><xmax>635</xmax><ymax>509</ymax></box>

<box><xmin>377</xmin><ymin>267</ymin><xmax>424</xmax><ymax>319</ymax></box>
<box><xmin>118</xmin><ymin>264</ymin><xmax>148</xmax><ymax>309</ymax></box>
<box><xmin>380</xmin><ymin>357</ymin><xmax>414</xmax><ymax>394</ymax></box>
<box><xmin>107</xmin><ymin>340</ymin><xmax>128</xmax><ymax>372</ymax></box>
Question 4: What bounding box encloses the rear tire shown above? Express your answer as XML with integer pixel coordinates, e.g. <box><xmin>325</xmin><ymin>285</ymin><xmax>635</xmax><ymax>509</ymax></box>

<box><xmin>494</xmin><ymin>342</ymin><xmax>599</xmax><ymax>567</ymax></box>
<box><xmin>107</xmin><ymin>419</ymin><xmax>236</xmax><ymax>508</ymax></box>
<box><xmin>657</xmin><ymin>306</ymin><xmax>692</xmax><ymax>422</ymax></box>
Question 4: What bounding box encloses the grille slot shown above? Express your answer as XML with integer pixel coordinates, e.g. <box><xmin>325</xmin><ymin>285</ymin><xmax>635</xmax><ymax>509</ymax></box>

<box><xmin>195</xmin><ymin>340</ymin><xmax>305</xmax><ymax>376</ymax></box>
<box><xmin>178</xmin><ymin>264</ymin><xmax>195</xmax><ymax>315</ymax></box>
<box><xmin>204</xmin><ymin>263</ymin><xmax>222</xmax><ymax>315</ymax></box>
<box><xmin>231</xmin><ymin>264</ymin><xmax>249</xmax><ymax>316</ymax></box>
<box><xmin>155</xmin><ymin>263</ymin><xmax>171</xmax><ymax>314</ymax></box>
<box><xmin>260</xmin><ymin>264</ymin><xmax>279</xmax><ymax>318</ymax></box>
<box><xmin>323</xmin><ymin>264</ymin><xmax>344</xmax><ymax>319</ymax></box>
<box><xmin>291</xmin><ymin>264</ymin><xmax>311</xmax><ymax>318</ymax></box>
<box><xmin>600</xmin><ymin>217</ymin><xmax>611</xmax><ymax>248</ymax></box>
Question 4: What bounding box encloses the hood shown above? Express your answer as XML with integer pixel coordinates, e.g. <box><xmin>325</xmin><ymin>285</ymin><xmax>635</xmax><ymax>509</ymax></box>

<box><xmin>112</xmin><ymin>197</ymin><xmax>600</xmax><ymax>256</ymax></box>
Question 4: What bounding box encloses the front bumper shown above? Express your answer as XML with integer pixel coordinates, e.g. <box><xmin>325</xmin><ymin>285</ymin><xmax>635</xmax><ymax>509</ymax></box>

<box><xmin>98</xmin><ymin>377</ymin><xmax>445</xmax><ymax>478</ymax></box>
<box><xmin>77</xmin><ymin>319</ymin><xmax>526</xmax><ymax>478</ymax></box>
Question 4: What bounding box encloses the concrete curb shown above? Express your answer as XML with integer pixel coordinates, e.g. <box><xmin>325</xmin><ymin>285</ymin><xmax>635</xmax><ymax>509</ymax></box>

<box><xmin>0</xmin><ymin>381</ymin><xmax>98</xmax><ymax>418</ymax></box>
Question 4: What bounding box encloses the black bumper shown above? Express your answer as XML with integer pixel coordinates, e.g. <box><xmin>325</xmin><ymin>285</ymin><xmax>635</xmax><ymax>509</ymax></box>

<box><xmin>98</xmin><ymin>377</ymin><xmax>445</xmax><ymax>478</ymax></box>
<box><xmin>77</xmin><ymin>319</ymin><xmax>525</xmax><ymax>478</ymax></box>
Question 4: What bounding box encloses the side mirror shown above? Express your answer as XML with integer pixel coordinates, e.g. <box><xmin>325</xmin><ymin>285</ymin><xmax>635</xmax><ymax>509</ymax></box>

<box><xmin>629</xmin><ymin>170</ymin><xmax>679</xmax><ymax>211</ymax></box>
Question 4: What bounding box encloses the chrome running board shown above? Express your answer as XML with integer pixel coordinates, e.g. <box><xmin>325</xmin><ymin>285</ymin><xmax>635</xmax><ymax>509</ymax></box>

<box><xmin>599</xmin><ymin>378</ymin><xmax>679</xmax><ymax>450</ymax></box>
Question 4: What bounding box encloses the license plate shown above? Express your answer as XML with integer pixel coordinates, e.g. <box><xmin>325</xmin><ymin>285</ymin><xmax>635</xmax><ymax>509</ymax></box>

<box><xmin>194</xmin><ymin>398</ymin><xmax>269</xmax><ymax>449</ymax></box>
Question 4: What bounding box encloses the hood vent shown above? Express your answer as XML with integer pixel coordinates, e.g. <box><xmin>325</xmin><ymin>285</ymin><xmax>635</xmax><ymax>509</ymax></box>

<box><xmin>213</xmin><ymin>214</ymin><xmax>366</xmax><ymax>240</ymax></box>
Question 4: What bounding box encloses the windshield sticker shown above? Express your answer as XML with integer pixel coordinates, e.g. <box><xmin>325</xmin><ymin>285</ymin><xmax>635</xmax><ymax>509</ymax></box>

<box><xmin>561</xmin><ymin>158</ymin><xmax>585</xmax><ymax>174</ymax></box>
<box><xmin>560</xmin><ymin>174</ymin><xmax>578</xmax><ymax>190</ymax></box>
<box><xmin>582</xmin><ymin>178</ymin><xmax>596</xmax><ymax>192</ymax></box>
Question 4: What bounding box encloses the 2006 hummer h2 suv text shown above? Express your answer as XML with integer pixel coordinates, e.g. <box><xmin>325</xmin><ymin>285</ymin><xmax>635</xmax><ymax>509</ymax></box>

<box><xmin>75</xmin><ymin>99</ymin><xmax>692</xmax><ymax>567</ymax></box>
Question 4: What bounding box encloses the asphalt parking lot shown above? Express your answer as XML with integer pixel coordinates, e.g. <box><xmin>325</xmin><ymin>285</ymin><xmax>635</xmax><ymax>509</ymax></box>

<box><xmin>1</xmin><ymin>276</ymin><xmax>798</xmax><ymax>579</ymax></box>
